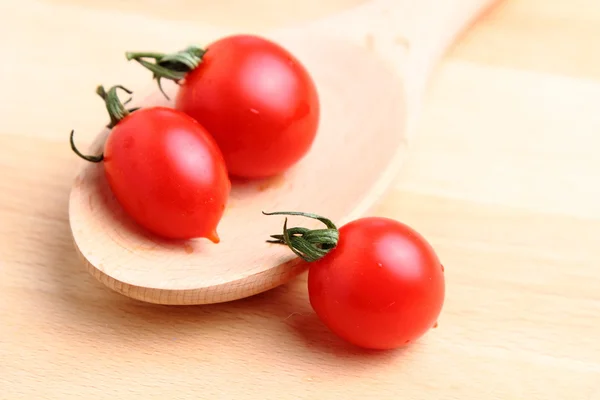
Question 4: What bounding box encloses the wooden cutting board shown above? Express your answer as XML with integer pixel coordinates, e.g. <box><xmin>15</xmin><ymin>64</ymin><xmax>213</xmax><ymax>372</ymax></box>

<box><xmin>1</xmin><ymin>0</ymin><xmax>600</xmax><ymax>399</ymax></box>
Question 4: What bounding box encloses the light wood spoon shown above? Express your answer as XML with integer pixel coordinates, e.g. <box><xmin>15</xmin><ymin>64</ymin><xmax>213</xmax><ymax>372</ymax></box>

<box><xmin>69</xmin><ymin>0</ymin><xmax>497</xmax><ymax>305</ymax></box>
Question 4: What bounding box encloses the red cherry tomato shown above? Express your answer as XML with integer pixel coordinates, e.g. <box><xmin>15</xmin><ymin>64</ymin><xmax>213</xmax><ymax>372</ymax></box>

<box><xmin>308</xmin><ymin>217</ymin><xmax>445</xmax><ymax>349</ymax></box>
<box><xmin>103</xmin><ymin>107</ymin><xmax>230</xmax><ymax>241</ymax></box>
<box><xmin>265</xmin><ymin>212</ymin><xmax>445</xmax><ymax>350</ymax></box>
<box><xmin>71</xmin><ymin>86</ymin><xmax>230</xmax><ymax>241</ymax></box>
<box><xmin>127</xmin><ymin>35</ymin><xmax>320</xmax><ymax>179</ymax></box>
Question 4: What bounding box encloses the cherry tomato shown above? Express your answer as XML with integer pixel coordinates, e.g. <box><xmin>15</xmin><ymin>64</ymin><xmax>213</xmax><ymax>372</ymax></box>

<box><xmin>265</xmin><ymin>212</ymin><xmax>445</xmax><ymax>350</ymax></box>
<box><xmin>308</xmin><ymin>217</ymin><xmax>445</xmax><ymax>349</ymax></box>
<box><xmin>127</xmin><ymin>34</ymin><xmax>320</xmax><ymax>179</ymax></box>
<box><xmin>71</xmin><ymin>86</ymin><xmax>230</xmax><ymax>242</ymax></box>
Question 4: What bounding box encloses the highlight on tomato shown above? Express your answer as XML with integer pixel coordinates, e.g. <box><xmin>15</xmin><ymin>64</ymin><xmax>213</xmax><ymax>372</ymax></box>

<box><xmin>126</xmin><ymin>34</ymin><xmax>320</xmax><ymax>179</ymax></box>
<box><xmin>264</xmin><ymin>211</ymin><xmax>445</xmax><ymax>350</ymax></box>
<box><xmin>70</xmin><ymin>85</ymin><xmax>230</xmax><ymax>242</ymax></box>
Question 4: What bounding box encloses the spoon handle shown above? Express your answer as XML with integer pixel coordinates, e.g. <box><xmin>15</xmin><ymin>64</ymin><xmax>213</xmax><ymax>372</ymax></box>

<box><xmin>309</xmin><ymin>0</ymin><xmax>499</xmax><ymax>135</ymax></box>
<box><xmin>317</xmin><ymin>0</ymin><xmax>496</xmax><ymax>69</ymax></box>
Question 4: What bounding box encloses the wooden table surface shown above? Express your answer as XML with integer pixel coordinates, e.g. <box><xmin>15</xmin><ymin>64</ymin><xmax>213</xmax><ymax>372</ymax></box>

<box><xmin>1</xmin><ymin>0</ymin><xmax>599</xmax><ymax>398</ymax></box>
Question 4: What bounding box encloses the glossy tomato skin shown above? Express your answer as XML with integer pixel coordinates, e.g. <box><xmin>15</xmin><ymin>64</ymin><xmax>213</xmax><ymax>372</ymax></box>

<box><xmin>308</xmin><ymin>217</ymin><xmax>445</xmax><ymax>350</ymax></box>
<box><xmin>102</xmin><ymin>107</ymin><xmax>230</xmax><ymax>241</ymax></box>
<box><xmin>175</xmin><ymin>34</ymin><xmax>320</xmax><ymax>179</ymax></box>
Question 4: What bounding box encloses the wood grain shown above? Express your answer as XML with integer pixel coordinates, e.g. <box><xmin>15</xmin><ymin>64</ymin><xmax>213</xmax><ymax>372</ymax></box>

<box><xmin>1</xmin><ymin>0</ymin><xmax>599</xmax><ymax>398</ymax></box>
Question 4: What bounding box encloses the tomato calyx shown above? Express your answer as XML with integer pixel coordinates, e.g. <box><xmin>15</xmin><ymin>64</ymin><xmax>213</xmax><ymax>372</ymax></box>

<box><xmin>70</xmin><ymin>85</ymin><xmax>137</xmax><ymax>163</ymax></box>
<box><xmin>125</xmin><ymin>46</ymin><xmax>206</xmax><ymax>99</ymax></box>
<box><xmin>96</xmin><ymin>85</ymin><xmax>137</xmax><ymax>129</ymax></box>
<box><xmin>263</xmin><ymin>211</ymin><xmax>339</xmax><ymax>262</ymax></box>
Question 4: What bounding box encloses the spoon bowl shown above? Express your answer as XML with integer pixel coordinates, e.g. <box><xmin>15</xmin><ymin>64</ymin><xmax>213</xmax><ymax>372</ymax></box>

<box><xmin>69</xmin><ymin>0</ymin><xmax>496</xmax><ymax>304</ymax></box>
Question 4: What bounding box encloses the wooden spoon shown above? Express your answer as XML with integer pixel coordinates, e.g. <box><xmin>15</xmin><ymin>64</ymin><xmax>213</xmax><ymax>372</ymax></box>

<box><xmin>69</xmin><ymin>0</ymin><xmax>496</xmax><ymax>305</ymax></box>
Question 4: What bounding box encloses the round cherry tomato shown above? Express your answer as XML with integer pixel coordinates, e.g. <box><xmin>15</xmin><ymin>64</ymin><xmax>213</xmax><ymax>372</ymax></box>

<box><xmin>265</xmin><ymin>212</ymin><xmax>445</xmax><ymax>350</ymax></box>
<box><xmin>127</xmin><ymin>34</ymin><xmax>320</xmax><ymax>179</ymax></box>
<box><xmin>308</xmin><ymin>217</ymin><xmax>445</xmax><ymax>349</ymax></box>
<box><xmin>71</xmin><ymin>86</ymin><xmax>230</xmax><ymax>241</ymax></box>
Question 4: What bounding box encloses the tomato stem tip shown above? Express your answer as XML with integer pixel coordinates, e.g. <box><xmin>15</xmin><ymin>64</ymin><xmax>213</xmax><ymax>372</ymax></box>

<box><xmin>262</xmin><ymin>211</ymin><xmax>339</xmax><ymax>262</ymax></box>
<box><xmin>69</xmin><ymin>129</ymin><xmax>104</xmax><ymax>163</ymax></box>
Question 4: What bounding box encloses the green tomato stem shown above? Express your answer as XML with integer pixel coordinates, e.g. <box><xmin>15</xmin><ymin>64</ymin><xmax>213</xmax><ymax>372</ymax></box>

<box><xmin>69</xmin><ymin>130</ymin><xmax>103</xmax><ymax>163</ymax></box>
<box><xmin>263</xmin><ymin>211</ymin><xmax>339</xmax><ymax>262</ymax></box>
<box><xmin>125</xmin><ymin>45</ymin><xmax>206</xmax><ymax>99</ymax></box>
<box><xmin>96</xmin><ymin>85</ymin><xmax>133</xmax><ymax>128</ymax></box>
<box><xmin>69</xmin><ymin>85</ymin><xmax>135</xmax><ymax>163</ymax></box>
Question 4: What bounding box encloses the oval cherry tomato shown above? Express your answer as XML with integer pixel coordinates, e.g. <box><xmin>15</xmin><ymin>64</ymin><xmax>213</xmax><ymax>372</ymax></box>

<box><xmin>71</xmin><ymin>86</ymin><xmax>230</xmax><ymax>242</ymax></box>
<box><xmin>265</xmin><ymin>212</ymin><xmax>445</xmax><ymax>350</ymax></box>
<box><xmin>127</xmin><ymin>34</ymin><xmax>320</xmax><ymax>179</ymax></box>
